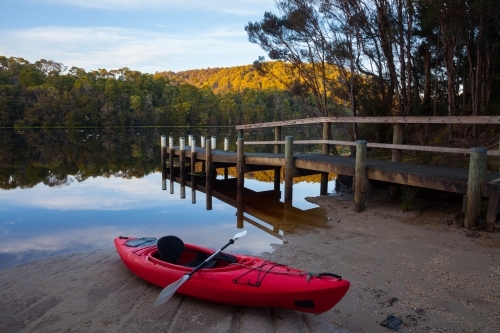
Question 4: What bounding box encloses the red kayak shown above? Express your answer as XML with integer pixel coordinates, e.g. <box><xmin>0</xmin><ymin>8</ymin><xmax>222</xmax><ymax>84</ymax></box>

<box><xmin>114</xmin><ymin>235</ymin><xmax>350</xmax><ymax>314</ymax></box>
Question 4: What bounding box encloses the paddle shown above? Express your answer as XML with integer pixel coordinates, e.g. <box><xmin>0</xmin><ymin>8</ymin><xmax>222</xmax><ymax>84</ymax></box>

<box><xmin>154</xmin><ymin>230</ymin><xmax>247</xmax><ymax>306</ymax></box>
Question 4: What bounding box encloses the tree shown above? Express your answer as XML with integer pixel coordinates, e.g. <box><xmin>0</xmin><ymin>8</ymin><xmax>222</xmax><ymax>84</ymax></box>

<box><xmin>246</xmin><ymin>3</ymin><xmax>337</xmax><ymax>119</ymax></box>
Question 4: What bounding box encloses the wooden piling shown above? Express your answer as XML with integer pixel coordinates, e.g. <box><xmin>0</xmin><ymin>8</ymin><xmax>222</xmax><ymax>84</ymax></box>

<box><xmin>390</xmin><ymin>124</ymin><xmax>403</xmax><ymax>197</ymax></box>
<box><xmin>238</xmin><ymin>129</ymin><xmax>243</xmax><ymax>139</ymax></box>
<box><xmin>284</xmin><ymin>136</ymin><xmax>294</xmax><ymax>204</ymax></box>
<box><xmin>191</xmin><ymin>139</ymin><xmax>197</xmax><ymax>204</ymax></box>
<box><xmin>392</xmin><ymin>124</ymin><xmax>403</xmax><ymax>161</ymax></box>
<box><xmin>274</xmin><ymin>126</ymin><xmax>282</xmax><ymax>154</ymax></box>
<box><xmin>179</xmin><ymin>137</ymin><xmax>186</xmax><ymax>199</ymax></box>
<box><xmin>211</xmin><ymin>136</ymin><xmax>217</xmax><ymax>150</ymax></box>
<box><xmin>465</xmin><ymin>148</ymin><xmax>487</xmax><ymax>228</ymax></box>
<box><xmin>161</xmin><ymin>135</ymin><xmax>167</xmax><ymax>166</ymax></box>
<box><xmin>237</xmin><ymin>138</ymin><xmax>245</xmax><ymax>228</ymax></box>
<box><xmin>274</xmin><ymin>126</ymin><xmax>281</xmax><ymax>191</ymax></box>
<box><xmin>161</xmin><ymin>135</ymin><xmax>167</xmax><ymax>190</ymax></box>
<box><xmin>320</xmin><ymin>122</ymin><xmax>331</xmax><ymax>195</ymax></box>
<box><xmin>201</xmin><ymin>135</ymin><xmax>205</xmax><ymax>148</ymax></box>
<box><xmin>206</xmin><ymin>139</ymin><xmax>212</xmax><ymax>210</ymax></box>
<box><xmin>169</xmin><ymin>136</ymin><xmax>174</xmax><ymax>194</ymax></box>
<box><xmin>354</xmin><ymin>140</ymin><xmax>367</xmax><ymax>212</ymax></box>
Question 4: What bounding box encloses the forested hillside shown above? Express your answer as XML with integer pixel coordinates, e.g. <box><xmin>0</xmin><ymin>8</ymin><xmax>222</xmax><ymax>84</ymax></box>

<box><xmin>0</xmin><ymin>57</ymin><xmax>310</xmax><ymax>128</ymax></box>
<box><xmin>161</xmin><ymin>64</ymin><xmax>290</xmax><ymax>94</ymax></box>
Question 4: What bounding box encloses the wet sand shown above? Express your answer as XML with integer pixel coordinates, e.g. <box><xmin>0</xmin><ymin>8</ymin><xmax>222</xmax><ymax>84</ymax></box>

<box><xmin>1</xmin><ymin>191</ymin><xmax>499</xmax><ymax>332</ymax></box>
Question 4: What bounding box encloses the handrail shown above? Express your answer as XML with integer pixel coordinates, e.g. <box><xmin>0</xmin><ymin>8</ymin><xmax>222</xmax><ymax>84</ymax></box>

<box><xmin>243</xmin><ymin>139</ymin><xmax>500</xmax><ymax>156</ymax></box>
<box><xmin>235</xmin><ymin>116</ymin><xmax>500</xmax><ymax>129</ymax></box>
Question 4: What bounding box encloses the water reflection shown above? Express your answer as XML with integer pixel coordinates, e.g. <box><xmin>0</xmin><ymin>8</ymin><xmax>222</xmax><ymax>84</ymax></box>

<box><xmin>163</xmin><ymin>166</ymin><xmax>335</xmax><ymax>240</ymax></box>
<box><xmin>0</xmin><ymin>172</ymin><xmax>334</xmax><ymax>271</ymax></box>
<box><xmin>0</xmin><ymin>128</ymin><xmax>334</xmax><ymax>271</ymax></box>
<box><xmin>0</xmin><ymin>173</ymin><xmax>282</xmax><ymax>270</ymax></box>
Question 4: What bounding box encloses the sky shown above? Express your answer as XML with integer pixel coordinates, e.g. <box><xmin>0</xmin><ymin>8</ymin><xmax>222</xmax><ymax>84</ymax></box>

<box><xmin>0</xmin><ymin>0</ymin><xmax>277</xmax><ymax>73</ymax></box>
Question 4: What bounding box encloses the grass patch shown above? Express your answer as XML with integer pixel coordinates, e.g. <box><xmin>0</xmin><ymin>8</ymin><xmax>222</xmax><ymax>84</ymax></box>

<box><xmin>397</xmin><ymin>185</ymin><xmax>421</xmax><ymax>212</ymax></box>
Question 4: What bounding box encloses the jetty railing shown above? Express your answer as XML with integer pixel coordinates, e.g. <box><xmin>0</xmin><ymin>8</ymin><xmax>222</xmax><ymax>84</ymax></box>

<box><xmin>236</xmin><ymin>116</ymin><xmax>500</xmax><ymax>156</ymax></box>
<box><xmin>235</xmin><ymin>116</ymin><xmax>500</xmax><ymax>231</ymax></box>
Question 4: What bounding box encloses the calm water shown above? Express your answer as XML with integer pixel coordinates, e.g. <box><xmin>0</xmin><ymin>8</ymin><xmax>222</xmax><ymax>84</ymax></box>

<box><xmin>0</xmin><ymin>128</ymin><xmax>335</xmax><ymax>271</ymax></box>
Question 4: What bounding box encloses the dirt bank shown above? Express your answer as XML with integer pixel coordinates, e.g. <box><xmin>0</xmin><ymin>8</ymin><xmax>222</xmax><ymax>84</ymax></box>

<box><xmin>264</xmin><ymin>191</ymin><xmax>500</xmax><ymax>332</ymax></box>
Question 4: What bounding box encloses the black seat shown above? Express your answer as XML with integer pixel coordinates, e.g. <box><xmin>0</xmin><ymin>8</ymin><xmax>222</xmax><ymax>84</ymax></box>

<box><xmin>157</xmin><ymin>235</ymin><xmax>185</xmax><ymax>263</ymax></box>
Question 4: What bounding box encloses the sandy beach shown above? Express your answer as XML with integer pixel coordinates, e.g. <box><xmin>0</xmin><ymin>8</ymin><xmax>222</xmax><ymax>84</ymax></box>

<box><xmin>1</xmin><ymin>190</ymin><xmax>499</xmax><ymax>333</ymax></box>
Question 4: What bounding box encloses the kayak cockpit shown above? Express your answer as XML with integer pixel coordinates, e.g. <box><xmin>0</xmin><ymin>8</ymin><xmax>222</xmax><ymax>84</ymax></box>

<box><xmin>150</xmin><ymin>248</ymin><xmax>238</xmax><ymax>269</ymax></box>
<box><xmin>153</xmin><ymin>235</ymin><xmax>239</xmax><ymax>269</ymax></box>
<box><xmin>121</xmin><ymin>235</ymin><xmax>250</xmax><ymax>270</ymax></box>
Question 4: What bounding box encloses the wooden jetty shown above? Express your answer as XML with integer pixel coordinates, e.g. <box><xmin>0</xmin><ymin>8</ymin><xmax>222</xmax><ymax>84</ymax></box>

<box><xmin>161</xmin><ymin>116</ymin><xmax>500</xmax><ymax>231</ymax></box>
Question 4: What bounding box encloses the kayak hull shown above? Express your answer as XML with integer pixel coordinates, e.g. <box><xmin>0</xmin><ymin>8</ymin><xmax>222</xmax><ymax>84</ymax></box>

<box><xmin>114</xmin><ymin>236</ymin><xmax>349</xmax><ymax>314</ymax></box>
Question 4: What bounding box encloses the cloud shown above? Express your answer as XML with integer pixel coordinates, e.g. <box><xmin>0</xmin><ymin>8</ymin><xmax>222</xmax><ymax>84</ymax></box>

<box><xmin>0</xmin><ymin>173</ymin><xmax>178</xmax><ymax>211</ymax></box>
<box><xmin>0</xmin><ymin>25</ymin><xmax>264</xmax><ymax>72</ymax></box>
<box><xmin>37</xmin><ymin>0</ymin><xmax>274</xmax><ymax>14</ymax></box>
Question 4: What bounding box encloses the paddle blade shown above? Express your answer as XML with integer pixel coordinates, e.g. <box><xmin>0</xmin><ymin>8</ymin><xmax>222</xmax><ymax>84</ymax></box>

<box><xmin>154</xmin><ymin>274</ymin><xmax>190</xmax><ymax>307</ymax></box>
<box><xmin>233</xmin><ymin>230</ymin><xmax>247</xmax><ymax>240</ymax></box>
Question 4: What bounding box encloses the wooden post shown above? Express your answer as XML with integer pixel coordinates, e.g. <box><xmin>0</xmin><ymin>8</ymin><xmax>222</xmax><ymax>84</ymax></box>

<box><xmin>161</xmin><ymin>135</ymin><xmax>167</xmax><ymax>166</ymax></box>
<box><xmin>179</xmin><ymin>137</ymin><xmax>186</xmax><ymax>199</ymax></box>
<box><xmin>390</xmin><ymin>124</ymin><xmax>403</xmax><ymax>196</ymax></box>
<box><xmin>224</xmin><ymin>137</ymin><xmax>229</xmax><ymax>151</ymax></box>
<box><xmin>392</xmin><ymin>124</ymin><xmax>403</xmax><ymax>161</ymax></box>
<box><xmin>465</xmin><ymin>148</ymin><xmax>487</xmax><ymax>228</ymax></box>
<box><xmin>179</xmin><ymin>137</ymin><xmax>185</xmax><ymax>151</ymax></box>
<box><xmin>211</xmin><ymin>136</ymin><xmax>217</xmax><ymax>150</ymax></box>
<box><xmin>274</xmin><ymin>126</ymin><xmax>281</xmax><ymax>192</ymax></box>
<box><xmin>354</xmin><ymin>140</ymin><xmax>367</xmax><ymax>212</ymax></box>
<box><xmin>169</xmin><ymin>136</ymin><xmax>174</xmax><ymax>194</ymax></box>
<box><xmin>237</xmin><ymin>138</ymin><xmax>245</xmax><ymax>228</ymax></box>
<box><xmin>161</xmin><ymin>135</ymin><xmax>167</xmax><ymax>190</ymax></box>
<box><xmin>206</xmin><ymin>139</ymin><xmax>212</xmax><ymax>210</ymax></box>
<box><xmin>322</xmin><ymin>122</ymin><xmax>331</xmax><ymax>155</ymax></box>
<box><xmin>284</xmin><ymin>136</ymin><xmax>294</xmax><ymax>204</ymax></box>
<box><xmin>191</xmin><ymin>138</ymin><xmax>196</xmax><ymax>204</ymax></box>
<box><xmin>236</xmin><ymin>201</ymin><xmax>244</xmax><ymax>229</ymax></box>
<box><xmin>168</xmin><ymin>136</ymin><xmax>174</xmax><ymax>151</ymax></box>
<box><xmin>274</xmin><ymin>126</ymin><xmax>282</xmax><ymax>154</ymax></box>
<box><xmin>320</xmin><ymin>122</ymin><xmax>331</xmax><ymax>195</ymax></box>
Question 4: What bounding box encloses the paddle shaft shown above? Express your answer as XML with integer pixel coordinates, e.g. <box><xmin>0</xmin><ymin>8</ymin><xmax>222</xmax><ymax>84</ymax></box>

<box><xmin>186</xmin><ymin>239</ymin><xmax>234</xmax><ymax>278</ymax></box>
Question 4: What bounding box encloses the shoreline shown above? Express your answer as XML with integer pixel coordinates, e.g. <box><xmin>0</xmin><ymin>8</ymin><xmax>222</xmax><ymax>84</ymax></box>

<box><xmin>1</xmin><ymin>191</ymin><xmax>499</xmax><ymax>332</ymax></box>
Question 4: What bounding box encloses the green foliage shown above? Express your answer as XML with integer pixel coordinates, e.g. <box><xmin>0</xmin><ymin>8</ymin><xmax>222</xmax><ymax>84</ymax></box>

<box><xmin>397</xmin><ymin>185</ymin><xmax>421</xmax><ymax>212</ymax></box>
<box><xmin>0</xmin><ymin>56</ymin><xmax>312</xmax><ymax>128</ymax></box>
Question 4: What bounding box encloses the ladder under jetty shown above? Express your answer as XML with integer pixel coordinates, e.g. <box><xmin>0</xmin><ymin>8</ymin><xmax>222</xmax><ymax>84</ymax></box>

<box><xmin>161</xmin><ymin>116</ymin><xmax>500</xmax><ymax>231</ymax></box>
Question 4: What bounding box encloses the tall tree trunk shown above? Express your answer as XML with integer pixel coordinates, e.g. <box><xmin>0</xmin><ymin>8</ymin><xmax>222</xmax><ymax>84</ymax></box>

<box><xmin>440</xmin><ymin>24</ymin><xmax>457</xmax><ymax>141</ymax></box>
<box><xmin>423</xmin><ymin>45</ymin><xmax>431</xmax><ymax>107</ymax></box>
